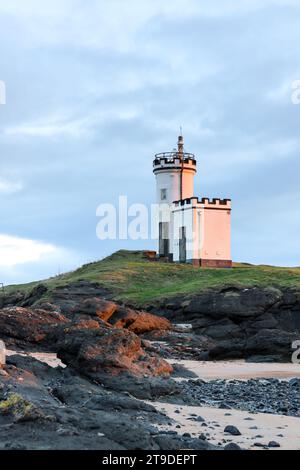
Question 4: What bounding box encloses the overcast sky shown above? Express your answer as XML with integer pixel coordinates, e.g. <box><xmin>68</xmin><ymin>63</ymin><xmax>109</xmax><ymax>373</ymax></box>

<box><xmin>0</xmin><ymin>0</ymin><xmax>300</xmax><ymax>284</ymax></box>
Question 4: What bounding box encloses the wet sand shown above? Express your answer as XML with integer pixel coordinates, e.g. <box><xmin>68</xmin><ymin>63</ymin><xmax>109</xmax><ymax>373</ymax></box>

<box><xmin>152</xmin><ymin>360</ymin><xmax>300</xmax><ymax>449</ymax></box>
<box><xmin>168</xmin><ymin>359</ymin><xmax>300</xmax><ymax>381</ymax></box>
<box><xmin>6</xmin><ymin>349</ymin><xmax>65</xmax><ymax>368</ymax></box>
<box><xmin>152</xmin><ymin>402</ymin><xmax>300</xmax><ymax>450</ymax></box>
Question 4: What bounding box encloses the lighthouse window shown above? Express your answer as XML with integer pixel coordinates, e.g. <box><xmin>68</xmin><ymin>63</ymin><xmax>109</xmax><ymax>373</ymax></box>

<box><xmin>161</xmin><ymin>189</ymin><xmax>167</xmax><ymax>200</ymax></box>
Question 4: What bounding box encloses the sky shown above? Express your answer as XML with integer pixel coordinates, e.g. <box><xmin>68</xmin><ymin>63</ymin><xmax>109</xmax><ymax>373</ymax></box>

<box><xmin>0</xmin><ymin>0</ymin><xmax>300</xmax><ymax>284</ymax></box>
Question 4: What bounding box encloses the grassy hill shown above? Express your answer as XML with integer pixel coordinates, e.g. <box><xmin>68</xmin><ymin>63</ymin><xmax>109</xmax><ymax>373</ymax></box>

<box><xmin>4</xmin><ymin>250</ymin><xmax>300</xmax><ymax>306</ymax></box>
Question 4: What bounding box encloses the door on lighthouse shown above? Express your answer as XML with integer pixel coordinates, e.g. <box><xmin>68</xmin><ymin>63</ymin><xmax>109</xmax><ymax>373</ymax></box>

<box><xmin>159</xmin><ymin>222</ymin><xmax>169</xmax><ymax>257</ymax></box>
<box><xmin>179</xmin><ymin>226</ymin><xmax>186</xmax><ymax>263</ymax></box>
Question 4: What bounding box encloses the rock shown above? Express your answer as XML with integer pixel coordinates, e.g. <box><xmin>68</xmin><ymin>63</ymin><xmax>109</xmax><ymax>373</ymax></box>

<box><xmin>153</xmin><ymin>434</ymin><xmax>219</xmax><ymax>450</ymax></box>
<box><xmin>0</xmin><ymin>306</ymin><xmax>68</xmax><ymax>344</ymax></box>
<box><xmin>224</xmin><ymin>443</ymin><xmax>242</xmax><ymax>450</ymax></box>
<box><xmin>37</xmin><ymin>281</ymin><xmax>111</xmax><ymax>315</ymax></box>
<box><xmin>245</xmin><ymin>329</ymin><xmax>298</xmax><ymax>360</ymax></box>
<box><xmin>253</xmin><ymin>442</ymin><xmax>266</xmax><ymax>448</ymax></box>
<box><xmin>170</xmin><ymin>363</ymin><xmax>198</xmax><ymax>379</ymax></box>
<box><xmin>174</xmin><ymin>377</ymin><xmax>300</xmax><ymax>418</ymax></box>
<box><xmin>72</xmin><ymin>298</ymin><xmax>117</xmax><ymax>322</ymax></box>
<box><xmin>53</xmin><ymin>321</ymin><xmax>173</xmax><ymax>390</ymax></box>
<box><xmin>268</xmin><ymin>441</ymin><xmax>281</xmax><ymax>448</ymax></box>
<box><xmin>195</xmin><ymin>416</ymin><xmax>205</xmax><ymax>422</ymax></box>
<box><xmin>34</xmin><ymin>302</ymin><xmax>61</xmax><ymax>312</ymax></box>
<box><xmin>111</xmin><ymin>308</ymin><xmax>171</xmax><ymax>335</ymax></box>
<box><xmin>188</xmin><ymin>415</ymin><xmax>205</xmax><ymax>423</ymax></box>
<box><xmin>185</xmin><ymin>287</ymin><xmax>282</xmax><ymax>319</ymax></box>
<box><xmin>20</xmin><ymin>284</ymin><xmax>48</xmax><ymax>307</ymax></box>
<box><xmin>219</xmin><ymin>403</ymin><xmax>232</xmax><ymax>410</ymax></box>
<box><xmin>289</xmin><ymin>378</ymin><xmax>300</xmax><ymax>388</ymax></box>
<box><xmin>209</xmin><ymin>329</ymin><xmax>298</xmax><ymax>361</ymax></box>
<box><xmin>0</xmin><ymin>355</ymin><xmax>176</xmax><ymax>450</ymax></box>
<box><xmin>0</xmin><ymin>291</ymin><xmax>25</xmax><ymax>308</ymax></box>
<box><xmin>150</xmin><ymin>286</ymin><xmax>300</xmax><ymax>361</ymax></box>
<box><xmin>0</xmin><ymin>339</ymin><xmax>5</xmax><ymax>367</ymax></box>
<box><xmin>84</xmin><ymin>393</ymin><xmax>155</xmax><ymax>413</ymax></box>
<box><xmin>0</xmin><ymin>393</ymin><xmax>49</xmax><ymax>423</ymax></box>
<box><xmin>224</xmin><ymin>425</ymin><xmax>241</xmax><ymax>436</ymax></box>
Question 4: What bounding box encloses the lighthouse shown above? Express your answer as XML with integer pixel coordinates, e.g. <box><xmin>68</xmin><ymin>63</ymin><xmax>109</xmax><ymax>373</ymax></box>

<box><xmin>153</xmin><ymin>135</ymin><xmax>232</xmax><ymax>268</ymax></box>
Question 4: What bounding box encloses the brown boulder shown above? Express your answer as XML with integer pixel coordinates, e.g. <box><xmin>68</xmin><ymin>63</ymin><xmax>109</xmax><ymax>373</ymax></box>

<box><xmin>73</xmin><ymin>298</ymin><xmax>117</xmax><ymax>322</ymax></box>
<box><xmin>54</xmin><ymin>322</ymin><xmax>172</xmax><ymax>379</ymax></box>
<box><xmin>0</xmin><ymin>307</ymin><xmax>68</xmax><ymax>343</ymax></box>
<box><xmin>112</xmin><ymin>308</ymin><xmax>172</xmax><ymax>334</ymax></box>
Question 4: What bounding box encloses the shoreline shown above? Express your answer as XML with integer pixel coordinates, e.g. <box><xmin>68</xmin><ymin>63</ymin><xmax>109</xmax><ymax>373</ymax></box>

<box><xmin>168</xmin><ymin>359</ymin><xmax>300</xmax><ymax>381</ymax></box>
<box><xmin>150</xmin><ymin>402</ymin><xmax>300</xmax><ymax>450</ymax></box>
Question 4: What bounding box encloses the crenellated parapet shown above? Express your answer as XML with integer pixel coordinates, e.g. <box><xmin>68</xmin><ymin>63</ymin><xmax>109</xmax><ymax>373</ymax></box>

<box><xmin>173</xmin><ymin>197</ymin><xmax>231</xmax><ymax>209</ymax></box>
<box><xmin>200</xmin><ymin>197</ymin><xmax>231</xmax><ymax>208</ymax></box>
<box><xmin>153</xmin><ymin>152</ymin><xmax>197</xmax><ymax>174</ymax></box>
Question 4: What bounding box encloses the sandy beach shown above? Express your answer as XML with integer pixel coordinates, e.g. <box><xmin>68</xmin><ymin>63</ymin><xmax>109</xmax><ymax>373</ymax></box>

<box><xmin>168</xmin><ymin>359</ymin><xmax>300</xmax><ymax>381</ymax></box>
<box><xmin>151</xmin><ymin>360</ymin><xmax>300</xmax><ymax>450</ymax></box>
<box><xmin>152</xmin><ymin>401</ymin><xmax>300</xmax><ymax>450</ymax></box>
<box><xmin>6</xmin><ymin>349</ymin><xmax>65</xmax><ymax>368</ymax></box>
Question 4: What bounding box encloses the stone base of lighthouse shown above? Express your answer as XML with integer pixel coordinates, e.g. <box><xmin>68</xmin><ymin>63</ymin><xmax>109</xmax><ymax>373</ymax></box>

<box><xmin>193</xmin><ymin>259</ymin><xmax>232</xmax><ymax>268</ymax></box>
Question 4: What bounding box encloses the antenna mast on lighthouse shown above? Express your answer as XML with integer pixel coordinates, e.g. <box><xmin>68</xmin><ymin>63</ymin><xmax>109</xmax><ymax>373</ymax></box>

<box><xmin>178</xmin><ymin>127</ymin><xmax>184</xmax><ymax>158</ymax></box>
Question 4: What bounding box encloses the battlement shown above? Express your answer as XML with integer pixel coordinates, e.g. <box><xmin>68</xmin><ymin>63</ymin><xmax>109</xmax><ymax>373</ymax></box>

<box><xmin>173</xmin><ymin>197</ymin><xmax>231</xmax><ymax>209</ymax></box>
<box><xmin>200</xmin><ymin>197</ymin><xmax>231</xmax><ymax>207</ymax></box>
<box><xmin>153</xmin><ymin>153</ymin><xmax>197</xmax><ymax>173</ymax></box>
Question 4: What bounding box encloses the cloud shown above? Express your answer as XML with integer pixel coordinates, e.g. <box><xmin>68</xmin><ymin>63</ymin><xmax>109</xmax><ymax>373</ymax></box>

<box><xmin>0</xmin><ymin>234</ymin><xmax>85</xmax><ymax>285</ymax></box>
<box><xmin>0</xmin><ymin>179</ymin><xmax>23</xmax><ymax>194</ymax></box>
<box><xmin>0</xmin><ymin>0</ymin><xmax>300</xmax><ymax>282</ymax></box>
<box><xmin>266</xmin><ymin>78</ymin><xmax>298</xmax><ymax>103</ymax></box>
<box><xmin>0</xmin><ymin>234</ymin><xmax>61</xmax><ymax>267</ymax></box>
<box><xmin>2</xmin><ymin>0</ymin><xmax>298</xmax><ymax>54</ymax></box>
<box><xmin>3</xmin><ymin>108</ymin><xmax>140</xmax><ymax>138</ymax></box>
<box><xmin>4</xmin><ymin>115</ymin><xmax>91</xmax><ymax>138</ymax></box>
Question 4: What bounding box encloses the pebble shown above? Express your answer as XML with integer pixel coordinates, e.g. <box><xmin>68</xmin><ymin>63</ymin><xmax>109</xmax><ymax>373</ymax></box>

<box><xmin>268</xmin><ymin>441</ymin><xmax>281</xmax><ymax>448</ymax></box>
<box><xmin>177</xmin><ymin>379</ymin><xmax>300</xmax><ymax>417</ymax></box>
<box><xmin>224</xmin><ymin>425</ymin><xmax>241</xmax><ymax>436</ymax></box>
<box><xmin>224</xmin><ymin>443</ymin><xmax>242</xmax><ymax>451</ymax></box>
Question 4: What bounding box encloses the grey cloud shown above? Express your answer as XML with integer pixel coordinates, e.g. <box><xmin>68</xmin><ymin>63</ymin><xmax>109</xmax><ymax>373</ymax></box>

<box><xmin>0</xmin><ymin>1</ymin><xmax>300</xmax><ymax>283</ymax></box>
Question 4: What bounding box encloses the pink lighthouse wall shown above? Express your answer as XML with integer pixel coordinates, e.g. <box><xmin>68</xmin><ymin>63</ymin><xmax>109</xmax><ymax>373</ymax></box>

<box><xmin>200</xmin><ymin>199</ymin><xmax>232</xmax><ymax>268</ymax></box>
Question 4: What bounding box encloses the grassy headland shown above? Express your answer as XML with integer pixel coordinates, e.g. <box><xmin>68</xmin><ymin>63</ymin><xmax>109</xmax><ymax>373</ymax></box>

<box><xmin>4</xmin><ymin>250</ymin><xmax>300</xmax><ymax>306</ymax></box>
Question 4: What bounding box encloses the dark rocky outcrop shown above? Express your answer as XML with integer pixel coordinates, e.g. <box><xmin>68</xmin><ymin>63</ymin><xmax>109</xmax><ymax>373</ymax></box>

<box><xmin>47</xmin><ymin>281</ymin><xmax>111</xmax><ymax>314</ymax></box>
<box><xmin>0</xmin><ymin>306</ymin><xmax>68</xmax><ymax>347</ymax></box>
<box><xmin>0</xmin><ymin>293</ymin><xmax>175</xmax><ymax>399</ymax></box>
<box><xmin>51</xmin><ymin>320</ymin><xmax>173</xmax><ymax>397</ymax></box>
<box><xmin>151</xmin><ymin>286</ymin><xmax>300</xmax><ymax>361</ymax></box>
<box><xmin>1</xmin><ymin>276</ymin><xmax>299</xmax><ymax>450</ymax></box>
<box><xmin>0</xmin><ymin>355</ymin><xmax>217</xmax><ymax>450</ymax></box>
<box><xmin>3</xmin><ymin>280</ymin><xmax>300</xmax><ymax>361</ymax></box>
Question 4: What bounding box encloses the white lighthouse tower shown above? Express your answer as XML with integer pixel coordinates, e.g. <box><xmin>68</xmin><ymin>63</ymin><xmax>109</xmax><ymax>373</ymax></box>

<box><xmin>153</xmin><ymin>135</ymin><xmax>232</xmax><ymax>267</ymax></box>
<box><xmin>153</xmin><ymin>135</ymin><xmax>197</xmax><ymax>260</ymax></box>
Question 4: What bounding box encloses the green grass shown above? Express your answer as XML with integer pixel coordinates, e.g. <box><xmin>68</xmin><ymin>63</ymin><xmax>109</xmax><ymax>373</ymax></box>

<box><xmin>4</xmin><ymin>250</ymin><xmax>300</xmax><ymax>306</ymax></box>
